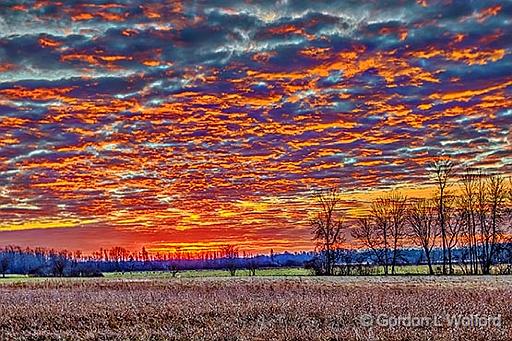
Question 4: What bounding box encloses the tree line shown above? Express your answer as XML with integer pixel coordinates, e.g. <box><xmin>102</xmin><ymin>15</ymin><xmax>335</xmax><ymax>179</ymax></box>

<box><xmin>310</xmin><ymin>159</ymin><xmax>512</xmax><ymax>276</ymax></box>
<box><xmin>0</xmin><ymin>244</ymin><xmax>311</xmax><ymax>277</ymax></box>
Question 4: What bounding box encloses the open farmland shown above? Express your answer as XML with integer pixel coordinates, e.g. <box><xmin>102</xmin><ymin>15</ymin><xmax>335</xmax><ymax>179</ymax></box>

<box><xmin>0</xmin><ymin>276</ymin><xmax>511</xmax><ymax>340</ymax></box>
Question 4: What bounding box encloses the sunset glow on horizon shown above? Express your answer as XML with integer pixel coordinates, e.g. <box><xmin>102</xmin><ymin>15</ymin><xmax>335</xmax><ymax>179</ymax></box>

<box><xmin>0</xmin><ymin>1</ymin><xmax>511</xmax><ymax>254</ymax></box>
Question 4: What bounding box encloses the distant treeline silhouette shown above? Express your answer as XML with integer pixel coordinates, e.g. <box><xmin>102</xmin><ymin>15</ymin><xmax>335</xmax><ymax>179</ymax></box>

<box><xmin>0</xmin><ymin>245</ymin><xmax>314</xmax><ymax>277</ymax></box>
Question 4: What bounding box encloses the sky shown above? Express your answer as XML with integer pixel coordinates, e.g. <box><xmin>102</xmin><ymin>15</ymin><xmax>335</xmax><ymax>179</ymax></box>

<box><xmin>0</xmin><ymin>0</ymin><xmax>511</xmax><ymax>254</ymax></box>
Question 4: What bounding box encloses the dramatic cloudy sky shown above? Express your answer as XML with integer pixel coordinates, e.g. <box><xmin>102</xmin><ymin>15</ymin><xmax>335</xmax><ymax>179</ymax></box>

<box><xmin>0</xmin><ymin>0</ymin><xmax>511</xmax><ymax>253</ymax></box>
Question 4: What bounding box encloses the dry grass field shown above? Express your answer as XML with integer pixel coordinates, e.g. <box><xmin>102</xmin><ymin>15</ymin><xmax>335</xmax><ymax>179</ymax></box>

<box><xmin>0</xmin><ymin>276</ymin><xmax>511</xmax><ymax>340</ymax></box>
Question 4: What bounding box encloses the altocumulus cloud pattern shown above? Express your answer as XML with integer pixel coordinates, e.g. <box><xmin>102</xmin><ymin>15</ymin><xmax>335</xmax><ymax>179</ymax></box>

<box><xmin>0</xmin><ymin>0</ymin><xmax>511</xmax><ymax>253</ymax></box>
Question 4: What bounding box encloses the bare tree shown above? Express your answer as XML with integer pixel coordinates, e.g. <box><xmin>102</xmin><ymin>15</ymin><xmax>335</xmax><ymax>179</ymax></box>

<box><xmin>459</xmin><ymin>170</ymin><xmax>509</xmax><ymax>274</ymax></box>
<box><xmin>407</xmin><ymin>199</ymin><xmax>439</xmax><ymax>275</ymax></box>
<box><xmin>368</xmin><ymin>199</ymin><xmax>391</xmax><ymax>275</ymax></box>
<box><xmin>50</xmin><ymin>250</ymin><xmax>69</xmax><ymax>277</ymax></box>
<box><xmin>0</xmin><ymin>255</ymin><xmax>10</xmax><ymax>278</ymax></box>
<box><xmin>220</xmin><ymin>245</ymin><xmax>239</xmax><ymax>276</ymax></box>
<box><xmin>388</xmin><ymin>192</ymin><xmax>408</xmax><ymax>274</ymax></box>
<box><xmin>246</xmin><ymin>256</ymin><xmax>259</xmax><ymax>276</ymax></box>
<box><xmin>168</xmin><ymin>261</ymin><xmax>180</xmax><ymax>277</ymax></box>
<box><xmin>352</xmin><ymin>217</ymin><xmax>386</xmax><ymax>272</ymax></box>
<box><xmin>309</xmin><ymin>188</ymin><xmax>346</xmax><ymax>276</ymax></box>
<box><xmin>363</xmin><ymin>193</ymin><xmax>407</xmax><ymax>275</ymax></box>
<box><xmin>459</xmin><ymin>169</ymin><xmax>480</xmax><ymax>274</ymax></box>
<box><xmin>109</xmin><ymin>246</ymin><xmax>130</xmax><ymax>273</ymax></box>
<box><xmin>481</xmin><ymin>175</ymin><xmax>508</xmax><ymax>274</ymax></box>
<box><xmin>430</xmin><ymin>158</ymin><xmax>455</xmax><ymax>275</ymax></box>
<box><xmin>444</xmin><ymin>196</ymin><xmax>464</xmax><ymax>274</ymax></box>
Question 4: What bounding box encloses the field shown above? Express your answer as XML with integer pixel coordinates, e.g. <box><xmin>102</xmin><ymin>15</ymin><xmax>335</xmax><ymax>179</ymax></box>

<box><xmin>104</xmin><ymin>267</ymin><xmax>311</xmax><ymax>278</ymax></box>
<box><xmin>0</xmin><ymin>275</ymin><xmax>511</xmax><ymax>340</ymax></box>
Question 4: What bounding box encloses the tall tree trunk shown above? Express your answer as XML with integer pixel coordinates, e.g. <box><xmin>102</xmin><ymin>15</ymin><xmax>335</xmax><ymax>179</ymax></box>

<box><xmin>425</xmin><ymin>251</ymin><xmax>434</xmax><ymax>275</ymax></box>
<box><xmin>439</xmin><ymin>187</ymin><xmax>447</xmax><ymax>275</ymax></box>
<box><xmin>383</xmin><ymin>230</ymin><xmax>389</xmax><ymax>276</ymax></box>
<box><xmin>447</xmin><ymin>247</ymin><xmax>453</xmax><ymax>274</ymax></box>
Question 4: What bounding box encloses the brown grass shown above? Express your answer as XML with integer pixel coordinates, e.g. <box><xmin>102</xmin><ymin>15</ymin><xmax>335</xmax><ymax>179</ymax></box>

<box><xmin>0</xmin><ymin>276</ymin><xmax>511</xmax><ymax>340</ymax></box>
